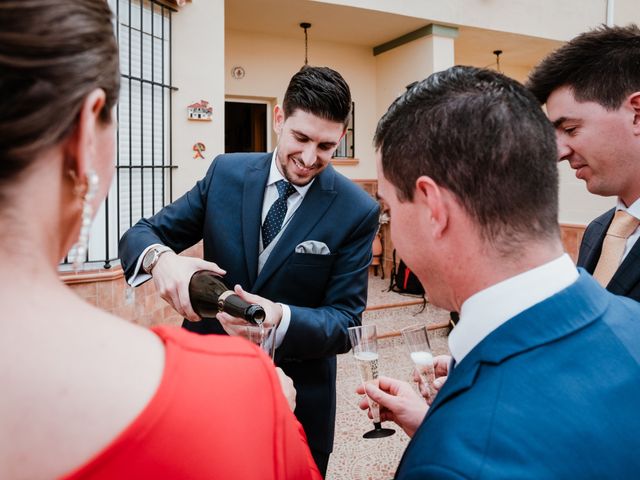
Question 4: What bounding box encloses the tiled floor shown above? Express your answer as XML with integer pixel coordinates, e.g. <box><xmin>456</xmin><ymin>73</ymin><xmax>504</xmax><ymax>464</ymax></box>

<box><xmin>325</xmin><ymin>275</ymin><xmax>451</xmax><ymax>480</ymax></box>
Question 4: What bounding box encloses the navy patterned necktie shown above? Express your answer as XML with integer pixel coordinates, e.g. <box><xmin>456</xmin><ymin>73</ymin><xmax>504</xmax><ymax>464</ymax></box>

<box><xmin>262</xmin><ymin>180</ymin><xmax>296</xmax><ymax>248</ymax></box>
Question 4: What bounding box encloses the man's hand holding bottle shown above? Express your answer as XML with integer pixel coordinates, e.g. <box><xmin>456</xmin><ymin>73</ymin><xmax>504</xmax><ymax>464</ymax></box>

<box><xmin>152</xmin><ymin>252</ymin><xmax>226</xmax><ymax>322</ymax></box>
<box><xmin>153</xmin><ymin>252</ymin><xmax>281</xmax><ymax>340</ymax></box>
<box><xmin>215</xmin><ymin>285</ymin><xmax>283</xmax><ymax>338</ymax></box>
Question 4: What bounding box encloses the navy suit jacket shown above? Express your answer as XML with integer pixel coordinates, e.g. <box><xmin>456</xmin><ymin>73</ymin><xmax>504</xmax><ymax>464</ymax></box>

<box><xmin>395</xmin><ymin>271</ymin><xmax>640</xmax><ymax>479</ymax></box>
<box><xmin>578</xmin><ymin>207</ymin><xmax>640</xmax><ymax>301</ymax></box>
<box><xmin>119</xmin><ymin>152</ymin><xmax>379</xmax><ymax>454</ymax></box>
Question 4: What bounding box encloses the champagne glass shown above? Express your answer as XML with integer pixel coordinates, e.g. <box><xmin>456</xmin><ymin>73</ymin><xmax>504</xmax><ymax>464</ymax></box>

<box><xmin>401</xmin><ymin>324</ymin><xmax>437</xmax><ymax>402</ymax></box>
<box><xmin>348</xmin><ymin>324</ymin><xmax>395</xmax><ymax>439</ymax></box>
<box><xmin>245</xmin><ymin>324</ymin><xmax>276</xmax><ymax>359</ymax></box>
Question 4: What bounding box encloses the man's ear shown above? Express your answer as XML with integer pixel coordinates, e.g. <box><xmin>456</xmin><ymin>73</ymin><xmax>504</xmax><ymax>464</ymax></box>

<box><xmin>629</xmin><ymin>92</ymin><xmax>640</xmax><ymax>134</ymax></box>
<box><xmin>273</xmin><ymin>104</ymin><xmax>285</xmax><ymax>136</ymax></box>
<box><xmin>64</xmin><ymin>88</ymin><xmax>107</xmax><ymax>180</ymax></box>
<box><xmin>415</xmin><ymin>176</ymin><xmax>448</xmax><ymax>238</ymax></box>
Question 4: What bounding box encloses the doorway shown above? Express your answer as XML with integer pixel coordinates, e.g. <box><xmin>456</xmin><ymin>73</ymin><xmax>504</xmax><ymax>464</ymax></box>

<box><xmin>225</xmin><ymin>101</ymin><xmax>268</xmax><ymax>153</ymax></box>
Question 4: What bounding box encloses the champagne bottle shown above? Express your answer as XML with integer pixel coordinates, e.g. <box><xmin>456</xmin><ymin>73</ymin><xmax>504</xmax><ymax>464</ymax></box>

<box><xmin>188</xmin><ymin>270</ymin><xmax>266</xmax><ymax>324</ymax></box>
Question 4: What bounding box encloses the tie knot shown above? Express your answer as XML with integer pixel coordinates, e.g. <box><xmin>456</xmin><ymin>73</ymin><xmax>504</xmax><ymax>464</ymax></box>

<box><xmin>276</xmin><ymin>180</ymin><xmax>296</xmax><ymax>200</ymax></box>
<box><xmin>608</xmin><ymin>210</ymin><xmax>640</xmax><ymax>239</ymax></box>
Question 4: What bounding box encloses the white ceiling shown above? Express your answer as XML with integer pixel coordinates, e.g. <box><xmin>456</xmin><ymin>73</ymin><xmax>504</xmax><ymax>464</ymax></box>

<box><xmin>455</xmin><ymin>26</ymin><xmax>564</xmax><ymax>70</ymax></box>
<box><xmin>225</xmin><ymin>0</ymin><xmax>564</xmax><ymax>71</ymax></box>
<box><xmin>225</xmin><ymin>0</ymin><xmax>427</xmax><ymax>47</ymax></box>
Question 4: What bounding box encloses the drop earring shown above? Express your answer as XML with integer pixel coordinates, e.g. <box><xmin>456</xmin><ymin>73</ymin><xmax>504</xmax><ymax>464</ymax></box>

<box><xmin>68</xmin><ymin>169</ymin><xmax>99</xmax><ymax>270</ymax></box>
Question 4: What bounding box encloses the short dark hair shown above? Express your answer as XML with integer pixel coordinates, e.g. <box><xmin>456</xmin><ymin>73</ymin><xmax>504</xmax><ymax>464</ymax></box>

<box><xmin>283</xmin><ymin>65</ymin><xmax>351</xmax><ymax>126</ymax></box>
<box><xmin>375</xmin><ymin>66</ymin><xmax>559</xmax><ymax>252</ymax></box>
<box><xmin>526</xmin><ymin>24</ymin><xmax>640</xmax><ymax>109</ymax></box>
<box><xmin>0</xmin><ymin>0</ymin><xmax>120</xmax><ymax>183</ymax></box>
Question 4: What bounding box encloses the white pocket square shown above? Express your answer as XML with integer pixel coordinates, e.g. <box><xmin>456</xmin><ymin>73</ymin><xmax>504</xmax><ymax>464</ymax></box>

<box><xmin>295</xmin><ymin>240</ymin><xmax>331</xmax><ymax>255</ymax></box>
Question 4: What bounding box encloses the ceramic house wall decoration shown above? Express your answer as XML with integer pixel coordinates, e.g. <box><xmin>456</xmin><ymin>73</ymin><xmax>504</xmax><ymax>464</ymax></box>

<box><xmin>187</xmin><ymin>100</ymin><xmax>213</xmax><ymax>121</ymax></box>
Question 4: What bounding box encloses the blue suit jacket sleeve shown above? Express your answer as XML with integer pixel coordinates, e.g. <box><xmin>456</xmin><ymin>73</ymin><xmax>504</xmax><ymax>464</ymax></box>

<box><xmin>118</xmin><ymin>160</ymin><xmax>218</xmax><ymax>279</ymax></box>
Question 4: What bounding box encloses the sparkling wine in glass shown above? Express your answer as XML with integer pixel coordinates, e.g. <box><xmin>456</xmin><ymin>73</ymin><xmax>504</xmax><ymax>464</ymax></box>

<box><xmin>348</xmin><ymin>324</ymin><xmax>395</xmax><ymax>439</ymax></box>
<box><xmin>401</xmin><ymin>324</ymin><xmax>437</xmax><ymax>402</ymax></box>
<box><xmin>245</xmin><ymin>324</ymin><xmax>276</xmax><ymax>359</ymax></box>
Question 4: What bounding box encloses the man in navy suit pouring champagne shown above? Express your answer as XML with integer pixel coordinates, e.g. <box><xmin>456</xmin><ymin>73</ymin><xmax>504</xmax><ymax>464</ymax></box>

<box><xmin>119</xmin><ymin>66</ymin><xmax>379</xmax><ymax>476</ymax></box>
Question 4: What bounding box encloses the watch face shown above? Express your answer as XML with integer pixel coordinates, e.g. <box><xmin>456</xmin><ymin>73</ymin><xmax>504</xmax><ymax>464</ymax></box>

<box><xmin>143</xmin><ymin>249</ymin><xmax>158</xmax><ymax>273</ymax></box>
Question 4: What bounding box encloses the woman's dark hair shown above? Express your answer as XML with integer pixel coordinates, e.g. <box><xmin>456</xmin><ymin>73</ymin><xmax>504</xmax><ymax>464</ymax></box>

<box><xmin>0</xmin><ymin>0</ymin><xmax>120</xmax><ymax>182</ymax></box>
<box><xmin>283</xmin><ymin>65</ymin><xmax>351</xmax><ymax>126</ymax></box>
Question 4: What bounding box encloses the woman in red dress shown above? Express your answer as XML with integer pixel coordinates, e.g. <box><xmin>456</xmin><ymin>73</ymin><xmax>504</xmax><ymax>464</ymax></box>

<box><xmin>0</xmin><ymin>2</ymin><xmax>320</xmax><ymax>479</ymax></box>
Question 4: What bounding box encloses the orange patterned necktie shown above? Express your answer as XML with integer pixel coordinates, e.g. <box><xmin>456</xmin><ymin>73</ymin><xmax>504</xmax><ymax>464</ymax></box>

<box><xmin>592</xmin><ymin>210</ymin><xmax>640</xmax><ymax>287</ymax></box>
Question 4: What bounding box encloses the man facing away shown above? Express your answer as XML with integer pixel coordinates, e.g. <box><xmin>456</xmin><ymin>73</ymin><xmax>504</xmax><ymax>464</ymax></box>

<box><xmin>360</xmin><ymin>66</ymin><xmax>640</xmax><ymax>479</ymax></box>
<box><xmin>119</xmin><ymin>65</ymin><xmax>379</xmax><ymax>476</ymax></box>
<box><xmin>527</xmin><ymin>24</ymin><xmax>640</xmax><ymax>301</ymax></box>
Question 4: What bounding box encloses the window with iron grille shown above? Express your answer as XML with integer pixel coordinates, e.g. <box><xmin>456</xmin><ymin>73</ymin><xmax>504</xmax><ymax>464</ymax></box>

<box><xmin>62</xmin><ymin>0</ymin><xmax>175</xmax><ymax>270</ymax></box>
<box><xmin>333</xmin><ymin>102</ymin><xmax>355</xmax><ymax>158</ymax></box>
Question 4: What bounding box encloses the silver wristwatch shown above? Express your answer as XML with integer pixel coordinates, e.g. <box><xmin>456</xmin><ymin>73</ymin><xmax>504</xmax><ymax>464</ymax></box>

<box><xmin>142</xmin><ymin>245</ymin><xmax>173</xmax><ymax>274</ymax></box>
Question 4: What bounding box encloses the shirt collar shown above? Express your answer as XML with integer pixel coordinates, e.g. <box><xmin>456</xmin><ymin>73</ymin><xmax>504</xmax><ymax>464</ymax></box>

<box><xmin>448</xmin><ymin>253</ymin><xmax>579</xmax><ymax>364</ymax></box>
<box><xmin>617</xmin><ymin>197</ymin><xmax>640</xmax><ymax>221</ymax></box>
<box><xmin>267</xmin><ymin>149</ymin><xmax>314</xmax><ymax>198</ymax></box>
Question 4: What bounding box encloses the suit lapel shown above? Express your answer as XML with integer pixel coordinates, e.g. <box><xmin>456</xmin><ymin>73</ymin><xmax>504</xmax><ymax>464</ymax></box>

<box><xmin>427</xmin><ymin>272</ymin><xmax>608</xmax><ymax>418</ymax></box>
<box><xmin>426</xmin><ymin>357</ymin><xmax>480</xmax><ymax>417</ymax></box>
<box><xmin>581</xmin><ymin>209</ymin><xmax>614</xmax><ymax>273</ymax></box>
<box><xmin>253</xmin><ymin>166</ymin><xmax>338</xmax><ymax>292</ymax></box>
<box><xmin>609</xmin><ymin>235</ymin><xmax>640</xmax><ymax>295</ymax></box>
<box><xmin>242</xmin><ymin>153</ymin><xmax>271</xmax><ymax>287</ymax></box>
<box><xmin>582</xmin><ymin>207</ymin><xmax>640</xmax><ymax>294</ymax></box>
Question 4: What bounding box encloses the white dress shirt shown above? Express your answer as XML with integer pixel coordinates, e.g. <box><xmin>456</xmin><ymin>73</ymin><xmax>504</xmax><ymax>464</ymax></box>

<box><xmin>259</xmin><ymin>150</ymin><xmax>314</xmax><ymax>348</ymax></box>
<box><xmin>616</xmin><ymin>198</ymin><xmax>640</xmax><ymax>263</ymax></box>
<box><xmin>448</xmin><ymin>254</ymin><xmax>579</xmax><ymax>365</ymax></box>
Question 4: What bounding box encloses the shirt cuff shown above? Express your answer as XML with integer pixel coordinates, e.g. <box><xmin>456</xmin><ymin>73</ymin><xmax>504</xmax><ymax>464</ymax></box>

<box><xmin>127</xmin><ymin>244</ymin><xmax>161</xmax><ymax>287</ymax></box>
<box><xmin>274</xmin><ymin>303</ymin><xmax>291</xmax><ymax>349</ymax></box>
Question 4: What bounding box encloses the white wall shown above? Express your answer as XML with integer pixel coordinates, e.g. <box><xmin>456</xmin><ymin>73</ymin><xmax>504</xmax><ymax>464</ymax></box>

<box><xmin>375</xmin><ymin>34</ymin><xmax>455</xmax><ymax>119</ymax></box>
<box><xmin>225</xmin><ymin>29</ymin><xmax>379</xmax><ymax>179</ymax></box>
<box><xmin>171</xmin><ymin>0</ymin><xmax>225</xmax><ymax>198</ymax></box>
<box><xmin>615</xmin><ymin>0</ymin><xmax>640</xmax><ymax>26</ymax></box>
<box><xmin>315</xmin><ymin>0</ymin><xmax>609</xmax><ymax>42</ymax></box>
<box><xmin>558</xmin><ymin>163</ymin><xmax>616</xmax><ymax>225</ymax></box>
